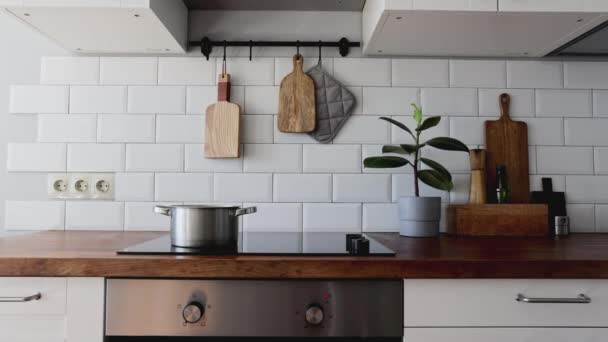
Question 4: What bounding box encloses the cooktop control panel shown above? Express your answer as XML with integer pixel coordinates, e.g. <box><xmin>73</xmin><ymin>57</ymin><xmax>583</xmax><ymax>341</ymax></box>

<box><xmin>105</xmin><ymin>279</ymin><xmax>402</xmax><ymax>338</ymax></box>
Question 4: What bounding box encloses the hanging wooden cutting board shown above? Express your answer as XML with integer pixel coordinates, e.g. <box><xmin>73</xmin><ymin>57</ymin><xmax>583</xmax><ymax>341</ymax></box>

<box><xmin>204</xmin><ymin>73</ymin><xmax>240</xmax><ymax>158</ymax></box>
<box><xmin>278</xmin><ymin>54</ymin><xmax>316</xmax><ymax>132</ymax></box>
<box><xmin>484</xmin><ymin>93</ymin><xmax>530</xmax><ymax>203</ymax></box>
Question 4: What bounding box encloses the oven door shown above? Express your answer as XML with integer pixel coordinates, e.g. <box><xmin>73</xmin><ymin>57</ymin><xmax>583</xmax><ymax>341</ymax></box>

<box><xmin>105</xmin><ymin>279</ymin><xmax>403</xmax><ymax>342</ymax></box>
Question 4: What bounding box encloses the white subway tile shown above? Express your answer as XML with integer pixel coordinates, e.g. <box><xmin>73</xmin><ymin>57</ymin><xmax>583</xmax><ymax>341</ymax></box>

<box><xmin>421</xmin><ymin>147</ymin><xmax>471</xmax><ymax>174</ymax></box>
<box><xmin>69</xmin><ymin>86</ymin><xmax>126</xmax><ymax>114</ymax></box>
<box><xmin>449</xmin><ymin>117</ymin><xmax>484</xmax><ymax>145</ymax></box>
<box><xmin>362</xmin><ymin>87</ymin><xmax>419</xmax><ymax>115</ymax></box>
<box><xmin>241</xmin><ymin>115</ymin><xmax>273</xmax><ymax>143</ymax></box>
<box><xmin>275</xmin><ymin>57</ymin><xmax>333</xmax><ymax>85</ymax></box>
<box><xmin>7</xmin><ymin>143</ymin><xmax>66</xmax><ymax>172</ymax></box>
<box><xmin>565</xmin><ymin>119</ymin><xmax>608</xmax><ymax>146</ymax></box>
<box><xmin>65</xmin><ymin>201</ymin><xmax>124</xmax><ymax>231</ymax></box>
<box><xmin>41</xmin><ymin>57</ymin><xmax>99</xmax><ymax>85</ymax></box>
<box><xmin>273</xmin><ymin>174</ymin><xmax>331</xmax><ymax>202</ymax></box>
<box><xmin>516</xmin><ymin>118</ymin><xmax>564</xmax><ymax>145</ymax></box>
<box><xmin>158</xmin><ymin>57</ymin><xmax>215</xmax><ymax>85</ymax></box>
<box><xmin>97</xmin><ymin>114</ymin><xmax>155</xmax><ymax>143</ymax></box>
<box><xmin>10</xmin><ymin>85</ymin><xmax>68</xmax><ymax>114</ymax></box>
<box><xmin>362</xmin><ymin>145</ymin><xmax>412</xmax><ymax>174</ymax></box>
<box><xmin>214</xmin><ymin>173</ymin><xmax>272</xmax><ymax>202</ymax></box>
<box><xmin>421</xmin><ymin>88</ymin><xmax>478</xmax><ymax>116</ymax></box>
<box><xmin>333</xmin><ymin>174</ymin><xmax>391</xmax><ymax>203</ymax></box>
<box><xmin>67</xmin><ymin>143</ymin><xmax>124</xmax><ymax>172</ymax></box>
<box><xmin>567</xmin><ymin>204</ymin><xmax>596</xmax><ymax>233</ymax></box>
<box><xmin>5</xmin><ymin>201</ymin><xmax>65</xmax><ymax>231</ymax></box>
<box><xmin>4</xmin><ymin>173</ymin><xmax>48</xmax><ymax>201</ymax></box>
<box><xmin>594</xmin><ymin>90</ymin><xmax>608</xmax><ymax>117</ymax></box>
<box><xmin>537</xmin><ymin>146</ymin><xmax>593</xmax><ymax>175</ymax></box>
<box><xmin>155</xmin><ymin>173</ymin><xmax>213</xmax><ymax>202</ymax></box>
<box><xmin>507</xmin><ymin>61</ymin><xmax>563</xmax><ymax>89</ymax></box>
<box><xmin>303</xmin><ymin>145</ymin><xmax>361</xmax><ymax>173</ymax></box>
<box><xmin>595</xmin><ymin>148</ymin><xmax>608</xmax><ymax>175</ymax></box>
<box><xmin>273</xmin><ymin>116</ymin><xmax>318</xmax><ymax>143</ymax></box>
<box><xmin>333</xmin><ymin>116</ymin><xmax>391</xmax><ymax>144</ymax></box>
<box><xmin>530</xmin><ymin>175</ymin><xmax>565</xmax><ymax>192</ymax></box>
<box><xmin>38</xmin><ymin>114</ymin><xmax>97</xmax><ymax>142</ymax></box>
<box><xmin>536</xmin><ymin>89</ymin><xmax>592</xmax><ymax>117</ymax></box>
<box><xmin>362</xmin><ymin>203</ymin><xmax>399</xmax><ymax>232</ymax></box>
<box><xmin>450</xmin><ymin>174</ymin><xmax>471</xmax><ymax>204</ymax></box>
<box><xmin>566</xmin><ymin>176</ymin><xmax>608</xmax><ymax>203</ymax></box>
<box><xmin>333</xmin><ymin>58</ymin><xmax>391</xmax><ymax>86</ymax></box>
<box><xmin>391</xmin><ymin>174</ymin><xmax>415</xmax><ymax>201</ymax></box>
<box><xmin>100</xmin><ymin>57</ymin><xmax>157</xmax><ymax>85</ymax></box>
<box><xmin>242</xmin><ymin>203</ymin><xmax>302</xmax><ymax>232</ymax></box>
<box><xmin>347</xmin><ymin>86</ymin><xmax>363</xmax><ymax>115</ymax></box>
<box><xmin>124</xmin><ymin>202</ymin><xmax>171</xmax><ymax>231</ymax></box>
<box><xmin>185</xmin><ymin>144</ymin><xmax>243</xmax><ymax>172</ymax></box>
<box><xmin>478</xmin><ymin>89</ymin><xmax>535</xmax><ymax>117</ymax></box>
<box><xmin>391</xmin><ymin>115</ymin><xmax>449</xmax><ymax>144</ymax></box>
<box><xmin>243</xmin><ymin>144</ymin><xmax>302</xmax><ymax>173</ymax></box>
<box><xmin>245</xmin><ymin>86</ymin><xmax>279</xmax><ymax>114</ymax></box>
<box><xmin>564</xmin><ymin>62</ymin><xmax>608</xmax><ymax>89</ymax></box>
<box><xmin>115</xmin><ymin>173</ymin><xmax>154</xmax><ymax>201</ymax></box>
<box><xmin>450</xmin><ymin>60</ymin><xmax>506</xmax><ymax>88</ymax></box>
<box><xmin>392</xmin><ymin>59</ymin><xmax>449</xmax><ymax>87</ymax></box>
<box><xmin>126</xmin><ymin>144</ymin><xmax>183</xmax><ymax>172</ymax></box>
<box><xmin>529</xmin><ymin>146</ymin><xmax>538</xmax><ymax>175</ymax></box>
<box><xmin>128</xmin><ymin>86</ymin><xmax>185</xmax><ymax>114</ymax></box>
<box><xmin>215</xmin><ymin>58</ymin><xmax>275</xmax><ymax>85</ymax></box>
<box><xmin>303</xmin><ymin>203</ymin><xmax>362</xmax><ymax>232</ymax></box>
<box><xmin>186</xmin><ymin>86</ymin><xmax>244</xmax><ymax>114</ymax></box>
<box><xmin>156</xmin><ymin>115</ymin><xmax>204</xmax><ymax>143</ymax></box>
<box><xmin>596</xmin><ymin>205</ymin><xmax>608</xmax><ymax>232</ymax></box>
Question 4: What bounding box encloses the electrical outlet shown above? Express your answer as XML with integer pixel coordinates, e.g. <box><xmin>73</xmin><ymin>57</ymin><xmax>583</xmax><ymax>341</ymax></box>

<box><xmin>69</xmin><ymin>174</ymin><xmax>91</xmax><ymax>199</ymax></box>
<box><xmin>90</xmin><ymin>173</ymin><xmax>115</xmax><ymax>200</ymax></box>
<box><xmin>47</xmin><ymin>174</ymin><xmax>69</xmax><ymax>199</ymax></box>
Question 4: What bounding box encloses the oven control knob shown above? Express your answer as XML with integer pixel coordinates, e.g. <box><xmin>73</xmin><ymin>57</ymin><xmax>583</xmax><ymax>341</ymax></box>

<box><xmin>182</xmin><ymin>302</ymin><xmax>204</xmax><ymax>324</ymax></box>
<box><xmin>305</xmin><ymin>304</ymin><xmax>324</xmax><ymax>325</ymax></box>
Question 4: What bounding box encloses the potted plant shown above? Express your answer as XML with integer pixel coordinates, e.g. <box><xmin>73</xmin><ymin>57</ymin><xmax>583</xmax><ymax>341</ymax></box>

<box><xmin>364</xmin><ymin>104</ymin><xmax>469</xmax><ymax>237</ymax></box>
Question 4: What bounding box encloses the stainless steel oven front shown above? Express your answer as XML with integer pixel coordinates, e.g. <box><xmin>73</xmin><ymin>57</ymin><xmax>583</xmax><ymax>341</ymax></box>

<box><xmin>105</xmin><ymin>279</ymin><xmax>403</xmax><ymax>342</ymax></box>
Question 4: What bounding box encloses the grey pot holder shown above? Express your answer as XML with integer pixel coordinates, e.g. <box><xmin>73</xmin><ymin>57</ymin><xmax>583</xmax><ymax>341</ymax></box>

<box><xmin>306</xmin><ymin>63</ymin><xmax>356</xmax><ymax>143</ymax></box>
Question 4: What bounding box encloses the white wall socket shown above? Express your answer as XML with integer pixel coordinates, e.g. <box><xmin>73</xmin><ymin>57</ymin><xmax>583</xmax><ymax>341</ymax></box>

<box><xmin>48</xmin><ymin>173</ymin><xmax>115</xmax><ymax>200</ymax></box>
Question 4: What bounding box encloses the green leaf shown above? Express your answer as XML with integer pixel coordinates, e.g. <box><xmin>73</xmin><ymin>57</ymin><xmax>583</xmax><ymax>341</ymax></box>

<box><xmin>418</xmin><ymin>169</ymin><xmax>454</xmax><ymax>192</ymax></box>
<box><xmin>425</xmin><ymin>137</ymin><xmax>470</xmax><ymax>152</ymax></box>
<box><xmin>364</xmin><ymin>156</ymin><xmax>411</xmax><ymax>168</ymax></box>
<box><xmin>420</xmin><ymin>157</ymin><xmax>452</xmax><ymax>181</ymax></box>
<box><xmin>379</xmin><ymin>117</ymin><xmax>414</xmax><ymax>138</ymax></box>
<box><xmin>382</xmin><ymin>145</ymin><xmax>409</xmax><ymax>155</ymax></box>
<box><xmin>412</xmin><ymin>103</ymin><xmax>423</xmax><ymax>126</ymax></box>
<box><xmin>416</xmin><ymin>116</ymin><xmax>441</xmax><ymax>131</ymax></box>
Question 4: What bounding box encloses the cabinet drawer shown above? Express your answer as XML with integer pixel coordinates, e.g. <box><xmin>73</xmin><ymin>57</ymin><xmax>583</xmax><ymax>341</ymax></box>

<box><xmin>0</xmin><ymin>315</ymin><xmax>65</xmax><ymax>342</ymax></box>
<box><xmin>404</xmin><ymin>328</ymin><xmax>608</xmax><ymax>342</ymax></box>
<box><xmin>0</xmin><ymin>277</ymin><xmax>66</xmax><ymax>315</ymax></box>
<box><xmin>404</xmin><ymin>279</ymin><xmax>608</xmax><ymax>327</ymax></box>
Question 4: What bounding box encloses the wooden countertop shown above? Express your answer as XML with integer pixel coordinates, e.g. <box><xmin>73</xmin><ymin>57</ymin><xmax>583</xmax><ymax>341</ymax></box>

<box><xmin>2</xmin><ymin>231</ymin><xmax>608</xmax><ymax>278</ymax></box>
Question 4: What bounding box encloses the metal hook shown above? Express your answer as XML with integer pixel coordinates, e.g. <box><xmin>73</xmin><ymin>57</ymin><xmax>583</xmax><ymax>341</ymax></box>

<box><xmin>249</xmin><ymin>40</ymin><xmax>253</xmax><ymax>61</ymax></box>
<box><xmin>318</xmin><ymin>41</ymin><xmax>322</xmax><ymax>65</ymax></box>
<box><xmin>296</xmin><ymin>40</ymin><xmax>300</xmax><ymax>55</ymax></box>
<box><xmin>222</xmin><ymin>40</ymin><xmax>227</xmax><ymax>75</ymax></box>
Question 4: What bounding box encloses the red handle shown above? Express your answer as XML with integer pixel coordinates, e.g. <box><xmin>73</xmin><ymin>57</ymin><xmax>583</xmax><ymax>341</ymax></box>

<box><xmin>218</xmin><ymin>74</ymin><xmax>230</xmax><ymax>101</ymax></box>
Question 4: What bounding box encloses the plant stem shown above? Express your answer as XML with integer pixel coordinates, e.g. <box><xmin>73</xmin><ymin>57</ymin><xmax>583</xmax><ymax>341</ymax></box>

<box><xmin>413</xmin><ymin>130</ymin><xmax>420</xmax><ymax>197</ymax></box>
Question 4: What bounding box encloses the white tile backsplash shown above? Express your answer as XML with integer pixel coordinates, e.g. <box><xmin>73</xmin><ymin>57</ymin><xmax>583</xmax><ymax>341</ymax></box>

<box><xmin>9</xmin><ymin>56</ymin><xmax>608</xmax><ymax>233</ymax></box>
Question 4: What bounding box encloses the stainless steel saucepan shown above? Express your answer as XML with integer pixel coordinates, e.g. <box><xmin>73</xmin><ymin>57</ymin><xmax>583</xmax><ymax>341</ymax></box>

<box><xmin>154</xmin><ymin>205</ymin><xmax>257</xmax><ymax>248</ymax></box>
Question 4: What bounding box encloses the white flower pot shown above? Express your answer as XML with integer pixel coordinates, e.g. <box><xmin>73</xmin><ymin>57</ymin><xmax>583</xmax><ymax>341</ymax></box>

<box><xmin>398</xmin><ymin>196</ymin><xmax>441</xmax><ymax>237</ymax></box>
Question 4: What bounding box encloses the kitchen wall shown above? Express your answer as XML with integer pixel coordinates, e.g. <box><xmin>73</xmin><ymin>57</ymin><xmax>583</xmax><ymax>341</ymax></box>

<box><xmin>6</xmin><ymin>52</ymin><xmax>608</xmax><ymax>233</ymax></box>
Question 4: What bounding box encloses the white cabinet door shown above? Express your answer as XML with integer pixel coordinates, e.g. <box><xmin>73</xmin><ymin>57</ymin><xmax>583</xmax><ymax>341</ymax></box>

<box><xmin>404</xmin><ymin>328</ymin><xmax>608</xmax><ymax>342</ymax></box>
<box><xmin>404</xmin><ymin>279</ymin><xmax>608</xmax><ymax>327</ymax></box>
<box><xmin>500</xmin><ymin>0</ymin><xmax>608</xmax><ymax>12</ymax></box>
<box><xmin>66</xmin><ymin>277</ymin><xmax>105</xmax><ymax>342</ymax></box>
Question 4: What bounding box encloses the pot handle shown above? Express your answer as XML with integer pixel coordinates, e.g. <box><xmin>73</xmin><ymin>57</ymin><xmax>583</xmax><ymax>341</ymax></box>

<box><xmin>154</xmin><ymin>206</ymin><xmax>172</xmax><ymax>216</ymax></box>
<box><xmin>234</xmin><ymin>206</ymin><xmax>257</xmax><ymax>217</ymax></box>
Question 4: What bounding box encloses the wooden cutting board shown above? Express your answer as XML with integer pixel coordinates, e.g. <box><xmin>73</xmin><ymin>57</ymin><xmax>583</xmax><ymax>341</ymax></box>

<box><xmin>278</xmin><ymin>54</ymin><xmax>316</xmax><ymax>132</ymax></box>
<box><xmin>484</xmin><ymin>93</ymin><xmax>530</xmax><ymax>203</ymax></box>
<box><xmin>204</xmin><ymin>74</ymin><xmax>240</xmax><ymax>158</ymax></box>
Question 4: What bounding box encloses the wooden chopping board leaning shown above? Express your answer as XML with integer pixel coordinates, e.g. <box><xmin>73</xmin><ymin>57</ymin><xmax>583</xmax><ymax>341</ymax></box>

<box><xmin>278</xmin><ymin>54</ymin><xmax>316</xmax><ymax>132</ymax></box>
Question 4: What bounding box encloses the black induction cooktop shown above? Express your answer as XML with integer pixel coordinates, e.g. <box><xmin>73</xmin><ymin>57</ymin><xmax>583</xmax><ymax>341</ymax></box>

<box><xmin>117</xmin><ymin>232</ymin><xmax>395</xmax><ymax>256</ymax></box>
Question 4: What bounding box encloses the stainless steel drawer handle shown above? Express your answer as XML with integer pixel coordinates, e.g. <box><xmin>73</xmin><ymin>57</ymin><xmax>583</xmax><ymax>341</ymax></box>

<box><xmin>516</xmin><ymin>293</ymin><xmax>591</xmax><ymax>304</ymax></box>
<box><xmin>0</xmin><ymin>292</ymin><xmax>41</xmax><ymax>303</ymax></box>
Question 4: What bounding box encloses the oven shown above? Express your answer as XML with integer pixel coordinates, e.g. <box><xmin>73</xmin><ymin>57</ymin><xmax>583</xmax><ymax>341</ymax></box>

<box><xmin>104</xmin><ymin>279</ymin><xmax>403</xmax><ymax>342</ymax></box>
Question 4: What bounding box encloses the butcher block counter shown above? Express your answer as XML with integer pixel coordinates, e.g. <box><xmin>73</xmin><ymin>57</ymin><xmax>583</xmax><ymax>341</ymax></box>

<box><xmin>1</xmin><ymin>231</ymin><xmax>608</xmax><ymax>278</ymax></box>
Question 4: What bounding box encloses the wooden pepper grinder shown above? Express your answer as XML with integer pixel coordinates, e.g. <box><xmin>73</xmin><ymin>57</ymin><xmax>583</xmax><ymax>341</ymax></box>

<box><xmin>469</xmin><ymin>149</ymin><xmax>487</xmax><ymax>204</ymax></box>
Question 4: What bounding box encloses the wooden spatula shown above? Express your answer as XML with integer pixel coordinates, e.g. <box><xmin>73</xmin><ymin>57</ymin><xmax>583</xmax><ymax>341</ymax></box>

<box><xmin>204</xmin><ymin>73</ymin><xmax>240</xmax><ymax>158</ymax></box>
<box><xmin>278</xmin><ymin>54</ymin><xmax>316</xmax><ymax>133</ymax></box>
<box><xmin>484</xmin><ymin>93</ymin><xmax>530</xmax><ymax>203</ymax></box>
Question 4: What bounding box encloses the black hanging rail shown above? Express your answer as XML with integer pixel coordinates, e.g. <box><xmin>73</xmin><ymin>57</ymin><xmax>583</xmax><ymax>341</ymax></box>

<box><xmin>189</xmin><ymin>36</ymin><xmax>360</xmax><ymax>60</ymax></box>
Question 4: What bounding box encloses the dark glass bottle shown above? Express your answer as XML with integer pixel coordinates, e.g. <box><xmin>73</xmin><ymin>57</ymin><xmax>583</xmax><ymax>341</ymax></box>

<box><xmin>495</xmin><ymin>165</ymin><xmax>511</xmax><ymax>204</ymax></box>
